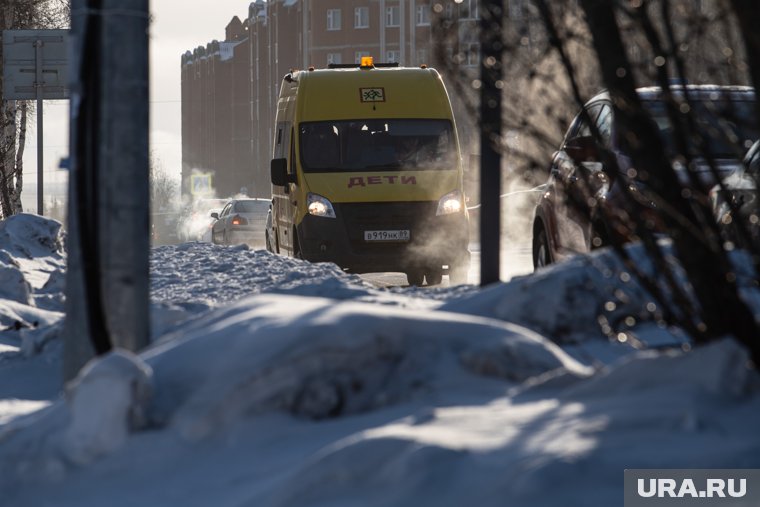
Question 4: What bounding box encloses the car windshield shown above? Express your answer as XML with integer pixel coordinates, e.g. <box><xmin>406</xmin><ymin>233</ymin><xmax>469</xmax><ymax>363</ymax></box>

<box><xmin>643</xmin><ymin>97</ymin><xmax>759</xmax><ymax>159</ymax></box>
<box><xmin>234</xmin><ymin>200</ymin><xmax>269</xmax><ymax>213</ymax></box>
<box><xmin>299</xmin><ymin>119</ymin><xmax>456</xmax><ymax>172</ymax></box>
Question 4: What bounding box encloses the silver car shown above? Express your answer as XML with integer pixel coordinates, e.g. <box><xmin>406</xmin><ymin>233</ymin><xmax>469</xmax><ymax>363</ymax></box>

<box><xmin>211</xmin><ymin>198</ymin><xmax>271</xmax><ymax>247</ymax></box>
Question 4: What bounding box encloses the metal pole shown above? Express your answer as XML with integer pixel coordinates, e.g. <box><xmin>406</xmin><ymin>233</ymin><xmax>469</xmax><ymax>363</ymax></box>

<box><xmin>34</xmin><ymin>39</ymin><xmax>43</xmax><ymax>215</ymax></box>
<box><xmin>100</xmin><ymin>0</ymin><xmax>150</xmax><ymax>353</ymax></box>
<box><xmin>479</xmin><ymin>0</ymin><xmax>503</xmax><ymax>286</ymax></box>
<box><xmin>63</xmin><ymin>0</ymin><xmax>150</xmax><ymax>380</ymax></box>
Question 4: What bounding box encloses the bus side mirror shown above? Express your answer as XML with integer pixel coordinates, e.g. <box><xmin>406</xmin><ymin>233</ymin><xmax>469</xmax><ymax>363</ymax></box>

<box><xmin>271</xmin><ymin>158</ymin><xmax>289</xmax><ymax>186</ymax></box>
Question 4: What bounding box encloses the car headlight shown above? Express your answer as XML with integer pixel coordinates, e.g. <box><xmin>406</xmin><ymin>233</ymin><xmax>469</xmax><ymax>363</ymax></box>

<box><xmin>436</xmin><ymin>190</ymin><xmax>464</xmax><ymax>216</ymax></box>
<box><xmin>307</xmin><ymin>193</ymin><xmax>336</xmax><ymax>218</ymax></box>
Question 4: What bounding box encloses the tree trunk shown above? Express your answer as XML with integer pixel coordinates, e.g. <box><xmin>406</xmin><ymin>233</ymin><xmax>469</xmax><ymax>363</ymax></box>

<box><xmin>0</xmin><ymin>101</ymin><xmax>17</xmax><ymax>218</ymax></box>
<box><xmin>1</xmin><ymin>0</ymin><xmax>16</xmax><ymax>218</ymax></box>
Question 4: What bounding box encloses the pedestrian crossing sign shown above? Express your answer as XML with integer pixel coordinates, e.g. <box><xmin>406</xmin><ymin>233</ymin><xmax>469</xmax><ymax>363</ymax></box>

<box><xmin>190</xmin><ymin>173</ymin><xmax>212</xmax><ymax>196</ymax></box>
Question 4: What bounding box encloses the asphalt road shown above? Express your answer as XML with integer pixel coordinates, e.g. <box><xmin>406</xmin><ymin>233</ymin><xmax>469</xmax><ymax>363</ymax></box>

<box><xmin>360</xmin><ymin>242</ymin><xmax>534</xmax><ymax>288</ymax></box>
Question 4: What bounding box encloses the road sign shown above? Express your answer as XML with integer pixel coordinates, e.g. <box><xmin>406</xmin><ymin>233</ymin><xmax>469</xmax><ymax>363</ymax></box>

<box><xmin>191</xmin><ymin>173</ymin><xmax>213</xmax><ymax>196</ymax></box>
<box><xmin>3</xmin><ymin>29</ymin><xmax>70</xmax><ymax>215</ymax></box>
<box><xmin>2</xmin><ymin>29</ymin><xmax>69</xmax><ymax>100</ymax></box>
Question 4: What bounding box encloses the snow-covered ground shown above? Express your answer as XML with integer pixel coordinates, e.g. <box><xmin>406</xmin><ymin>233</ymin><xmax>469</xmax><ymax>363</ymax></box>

<box><xmin>1</xmin><ymin>213</ymin><xmax>758</xmax><ymax>506</ymax></box>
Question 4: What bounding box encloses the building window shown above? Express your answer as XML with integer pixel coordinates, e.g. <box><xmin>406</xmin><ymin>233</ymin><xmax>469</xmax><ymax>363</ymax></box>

<box><xmin>386</xmin><ymin>50</ymin><xmax>401</xmax><ymax>63</ymax></box>
<box><xmin>386</xmin><ymin>5</ymin><xmax>400</xmax><ymax>27</ymax></box>
<box><xmin>327</xmin><ymin>53</ymin><xmax>342</xmax><ymax>65</ymax></box>
<box><xmin>327</xmin><ymin>9</ymin><xmax>341</xmax><ymax>31</ymax></box>
<box><xmin>355</xmin><ymin>51</ymin><xmax>371</xmax><ymax>63</ymax></box>
<box><xmin>416</xmin><ymin>48</ymin><xmax>429</xmax><ymax>65</ymax></box>
<box><xmin>354</xmin><ymin>6</ymin><xmax>369</xmax><ymax>28</ymax></box>
<box><xmin>459</xmin><ymin>0</ymin><xmax>479</xmax><ymax>19</ymax></box>
<box><xmin>416</xmin><ymin>4</ymin><xmax>430</xmax><ymax>26</ymax></box>
<box><xmin>464</xmin><ymin>42</ymin><xmax>480</xmax><ymax>67</ymax></box>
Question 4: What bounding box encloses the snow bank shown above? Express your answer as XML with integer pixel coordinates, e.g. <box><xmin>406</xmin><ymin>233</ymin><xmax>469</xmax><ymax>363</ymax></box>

<box><xmin>2</xmin><ymin>220</ymin><xmax>759</xmax><ymax>507</ymax></box>
<box><xmin>0</xmin><ymin>293</ymin><xmax>590</xmax><ymax>497</ymax></box>
<box><xmin>145</xmin><ymin>294</ymin><xmax>590</xmax><ymax>436</ymax></box>
<box><xmin>149</xmin><ymin>242</ymin><xmax>467</xmax><ymax>336</ymax></box>
<box><xmin>151</xmin><ymin>243</ymin><xmax>372</xmax><ymax>306</ymax></box>
<box><xmin>0</xmin><ymin>214</ymin><xmax>66</xmax><ymax>335</ymax></box>
<box><xmin>269</xmin><ymin>344</ymin><xmax>760</xmax><ymax>507</ymax></box>
<box><xmin>0</xmin><ymin>213</ymin><xmax>65</xmax><ymax>263</ymax></box>
<box><xmin>151</xmin><ymin>242</ymin><xmax>467</xmax><ymax>308</ymax></box>
<box><xmin>441</xmin><ymin>244</ymin><xmax>694</xmax><ymax>349</ymax></box>
<box><xmin>1</xmin><ymin>308</ymin><xmax>757</xmax><ymax>507</ymax></box>
<box><xmin>62</xmin><ymin>350</ymin><xmax>152</xmax><ymax>465</ymax></box>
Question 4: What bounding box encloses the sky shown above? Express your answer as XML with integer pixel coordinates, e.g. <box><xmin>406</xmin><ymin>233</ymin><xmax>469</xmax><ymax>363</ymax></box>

<box><xmin>21</xmin><ymin>0</ymin><xmax>254</xmax><ymax>209</ymax></box>
<box><xmin>1</xmin><ymin>213</ymin><xmax>759</xmax><ymax>506</ymax></box>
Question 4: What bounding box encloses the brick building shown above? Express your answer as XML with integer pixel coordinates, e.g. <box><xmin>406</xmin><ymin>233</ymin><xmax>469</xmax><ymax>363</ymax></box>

<box><xmin>181</xmin><ymin>0</ymin><xmax>484</xmax><ymax>199</ymax></box>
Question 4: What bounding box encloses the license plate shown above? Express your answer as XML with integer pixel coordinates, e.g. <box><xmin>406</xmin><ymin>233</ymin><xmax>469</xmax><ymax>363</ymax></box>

<box><xmin>364</xmin><ymin>229</ymin><xmax>410</xmax><ymax>242</ymax></box>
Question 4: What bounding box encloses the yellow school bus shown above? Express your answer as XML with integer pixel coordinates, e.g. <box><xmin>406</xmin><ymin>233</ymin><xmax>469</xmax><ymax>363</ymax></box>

<box><xmin>269</xmin><ymin>58</ymin><xmax>470</xmax><ymax>286</ymax></box>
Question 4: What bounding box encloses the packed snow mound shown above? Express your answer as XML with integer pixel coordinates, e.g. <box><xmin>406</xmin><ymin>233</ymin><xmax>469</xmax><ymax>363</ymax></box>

<box><xmin>442</xmin><ymin>243</ymin><xmax>694</xmax><ymax>347</ymax></box>
<box><xmin>0</xmin><ymin>262</ymin><xmax>31</xmax><ymax>305</ymax></box>
<box><xmin>62</xmin><ymin>350</ymin><xmax>152</xmax><ymax>465</ymax></box>
<box><xmin>265</xmin><ymin>340</ymin><xmax>760</xmax><ymax>507</ymax></box>
<box><xmin>151</xmin><ymin>242</ymin><xmax>373</xmax><ymax>306</ymax></box>
<box><xmin>0</xmin><ymin>213</ymin><xmax>65</xmax><ymax>261</ymax></box>
<box><xmin>561</xmin><ymin>338</ymin><xmax>760</xmax><ymax>400</ymax></box>
<box><xmin>144</xmin><ymin>294</ymin><xmax>591</xmax><ymax>435</ymax></box>
<box><xmin>444</xmin><ymin>243</ymin><xmax>760</xmax><ymax>351</ymax></box>
<box><xmin>150</xmin><ymin>242</ymin><xmax>460</xmax><ymax>338</ymax></box>
<box><xmin>2</xmin><ymin>320</ymin><xmax>758</xmax><ymax>506</ymax></box>
<box><xmin>0</xmin><ymin>214</ymin><xmax>65</xmax><ymax>334</ymax></box>
<box><xmin>150</xmin><ymin>242</ymin><xmax>462</xmax><ymax>315</ymax></box>
<box><xmin>0</xmin><ymin>293</ymin><xmax>590</xmax><ymax>493</ymax></box>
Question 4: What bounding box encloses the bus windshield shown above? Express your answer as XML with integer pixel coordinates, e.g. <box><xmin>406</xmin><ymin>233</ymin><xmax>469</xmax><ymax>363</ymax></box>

<box><xmin>299</xmin><ymin>119</ymin><xmax>456</xmax><ymax>172</ymax></box>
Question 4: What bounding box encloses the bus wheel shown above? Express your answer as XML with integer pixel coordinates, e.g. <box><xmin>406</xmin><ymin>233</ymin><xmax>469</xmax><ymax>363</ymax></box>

<box><xmin>406</xmin><ymin>270</ymin><xmax>425</xmax><ymax>287</ymax></box>
<box><xmin>425</xmin><ymin>269</ymin><xmax>443</xmax><ymax>286</ymax></box>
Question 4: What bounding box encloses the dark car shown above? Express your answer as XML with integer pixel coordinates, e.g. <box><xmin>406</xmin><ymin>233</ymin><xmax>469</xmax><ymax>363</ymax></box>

<box><xmin>532</xmin><ymin>85</ymin><xmax>758</xmax><ymax>268</ymax></box>
<box><xmin>210</xmin><ymin>198</ymin><xmax>271</xmax><ymax>247</ymax></box>
<box><xmin>710</xmin><ymin>139</ymin><xmax>760</xmax><ymax>247</ymax></box>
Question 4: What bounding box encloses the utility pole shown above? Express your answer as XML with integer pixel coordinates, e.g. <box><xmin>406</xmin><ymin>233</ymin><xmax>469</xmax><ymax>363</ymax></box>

<box><xmin>64</xmin><ymin>0</ymin><xmax>150</xmax><ymax>380</ymax></box>
<box><xmin>34</xmin><ymin>39</ymin><xmax>44</xmax><ymax>215</ymax></box>
<box><xmin>479</xmin><ymin>0</ymin><xmax>504</xmax><ymax>286</ymax></box>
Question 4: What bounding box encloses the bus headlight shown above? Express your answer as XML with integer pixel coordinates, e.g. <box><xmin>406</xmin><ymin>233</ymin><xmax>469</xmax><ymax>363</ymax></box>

<box><xmin>307</xmin><ymin>193</ymin><xmax>336</xmax><ymax>218</ymax></box>
<box><xmin>436</xmin><ymin>190</ymin><xmax>463</xmax><ymax>216</ymax></box>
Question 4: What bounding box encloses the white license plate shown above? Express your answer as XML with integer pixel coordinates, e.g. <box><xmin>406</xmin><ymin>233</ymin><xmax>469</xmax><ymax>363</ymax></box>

<box><xmin>364</xmin><ymin>229</ymin><xmax>410</xmax><ymax>242</ymax></box>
